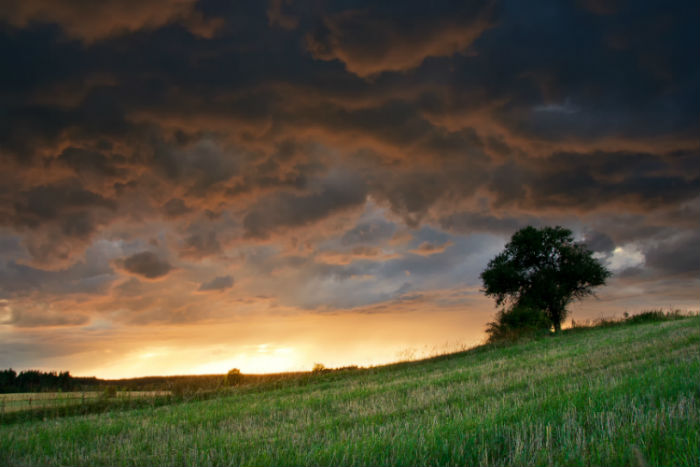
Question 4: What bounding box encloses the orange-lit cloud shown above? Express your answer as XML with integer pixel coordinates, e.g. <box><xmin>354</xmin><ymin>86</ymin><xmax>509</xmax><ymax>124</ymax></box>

<box><xmin>306</xmin><ymin>4</ymin><xmax>496</xmax><ymax>77</ymax></box>
<box><xmin>0</xmin><ymin>0</ymin><xmax>223</xmax><ymax>42</ymax></box>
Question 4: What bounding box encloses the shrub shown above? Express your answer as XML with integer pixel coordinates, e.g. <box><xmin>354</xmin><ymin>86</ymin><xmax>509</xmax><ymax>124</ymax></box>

<box><xmin>101</xmin><ymin>386</ymin><xmax>118</xmax><ymax>399</ymax></box>
<box><xmin>486</xmin><ymin>305</ymin><xmax>551</xmax><ymax>343</ymax></box>
<box><xmin>170</xmin><ymin>382</ymin><xmax>190</xmax><ymax>398</ymax></box>
<box><xmin>312</xmin><ymin>363</ymin><xmax>326</xmax><ymax>373</ymax></box>
<box><xmin>624</xmin><ymin>309</ymin><xmax>691</xmax><ymax>324</ymax></box>
<box><xmin>224</xmin><ymin>368</ymin><xmax>244</xmax><ymax>387</ymax></box>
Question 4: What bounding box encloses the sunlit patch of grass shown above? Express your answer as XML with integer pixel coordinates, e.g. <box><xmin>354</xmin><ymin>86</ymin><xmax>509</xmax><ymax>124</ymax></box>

<box><xmin>0</xmin><ymin>317</ymin><xmax>698</xmax><ymax>466</ymax></box>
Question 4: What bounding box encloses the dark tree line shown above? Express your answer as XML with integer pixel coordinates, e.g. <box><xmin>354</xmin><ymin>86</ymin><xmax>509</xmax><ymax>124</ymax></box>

<box><xmin>0</xmin><ymin>369</ymin><xmax>98</xmax><ymax>393</ymax></box>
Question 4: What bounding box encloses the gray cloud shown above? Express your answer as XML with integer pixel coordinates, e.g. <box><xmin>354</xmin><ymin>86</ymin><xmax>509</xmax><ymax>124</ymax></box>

<box><xmin>306</xmin><ymin>2</ymin><xmax>495</xmax><ymax>77</ymax></box>
<box><xmin>198</xmin><ymin>275</ymin><xmax>234</xmax><ymax>292</ymax></box>
<box><xmin>181</xmin><ymin>231</ymin><xmax>222</xmax><ymax>259</ymax></box>
<box><xmin>584</xmin><ymin>230</ymin><xmax>615</xmax><ymax>254</ymax></box>
<box><xmin>2</xmin><ymin>305</ymin><xmax>90</xmax><ymax>328</ymax></box>
<box><xmin>9</xmin><ymin>183</ymin><xmax>116</xmax><ymax>230</ymax></box>
<box><xmin>244</xmin><ymin>173</ymin><xmax>367</xmax><ymax>238</ymax></box>
<box><xmin>113</xmin><ymin>277</ymin><xmax>143</xmax><ymax>296</ymax></box>
<box><xmin>0</xmin><ymin>181</ymin><xmax>118</xmax><ymax>267</ymax></box>
<box><xmin>341</xmin><ymin>221</ymin><xmax>396</xmax><ymax>246</ymax></box>
<box><xmin>0</xmin><ymin>254</ymin><xmax>115</xmax><ymax>299</ymax></box>
<box><xmin>644</xmin><ymin>232</ymin><xmax>700</xmax><ymax>276</ymax></box>
<box><xmin>0</xmin><ymin>0</ymin><xmax>222</xmax><ymax>42</ymax></box>
<box><xmin>439</xmin><ymin>211</ymin><xmax>534</xmax><ymax>235</ymax></box>
<box><xmin>54</xmin><ymin>146</ymin><xmax>127</xmax><ymax>179</ymax></box>
<box><xmin>162</xmin><ymin>198</ymin><xmax>192</xmax><ymax>218</ymax></box>
<box><xmin>487</xmin><ymin>150</ymin><xmax>700</xmax><ymax>212</ymax></box>
<box><xmin>119</xmin><ymin>251</ymin><xmax>172</xmax><ymax>279</ymax></box>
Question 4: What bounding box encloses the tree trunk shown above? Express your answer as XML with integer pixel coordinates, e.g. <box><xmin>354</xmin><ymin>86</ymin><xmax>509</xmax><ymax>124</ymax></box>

<box><xmin>549</xmin><ymin>304</ymin><xmax>564</xmax><ymax>333</ymax></box>
<box><xmin>553</xmin><ymin>320</ymin><xmax>562</xmax><ymax>333</ymax></box>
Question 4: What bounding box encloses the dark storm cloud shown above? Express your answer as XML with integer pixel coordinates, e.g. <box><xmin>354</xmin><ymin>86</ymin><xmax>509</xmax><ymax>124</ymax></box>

<box><xmin>0</xmin><ymin>181</ymin><xmax>118</xmax><ymax>267</ymax></box>
<box><xmin>150</xmin><ymin>138</ymin><xmax>242</xmax><ymax>196</ymax></box>
<box><xmin>368</xmin><ymin>163</ymin><xmax>488</xmax><ymax>227</ymax></box>
<box><xmin>305</xmin><ymin>0</ymin><xmax>496</xmax><ymax>77</ymax></box>
<box><xmin>162</xmin><ymin>198</ymin><xmax>192</xmax><ymax>218</ymax></box>
<box><xmin>118</xmin><ymin>251</ymin><xmax>172</xmax><ymax>279</ymax></box>
<box><xmin>54</xmin><ymin>146</ymin><xmax>127</xmax><ymax>179</ymax></box>
<box><xmin>9</xmin><ymin>183</ymin><xmax>116</xmax><ymax>230</ymax></box>
<box><xmin>583</xmin><ymin>230</ymin><xmax>615</xmax><ymax>254</ymax></box>
<box><xmin>644</xmin><ymin>232</ymin><xmax>700</xmax><ymax>276</ymax></box>
<box><xmin>267</xmin><ymin>0</ymin><xmax>299</xmax><ymax>30</ymax></box>
<box><xmin>0</xmin><ymin>0</ymin><xmax>223</xmax><ymax>42</ymax></box>
<box><xmin>0</xmin><ymin>0</ymin><xmax>697</xmax><ymax>323</ymax></box>
<box><xmin>487</xmin><ymin>150</ymin><xmax>700</xmax><ymax>212</ymax></box>
<box><xmin>243</xmin><ymin>174</ymin><xmax>367</xmax><ymax>238</ymax></box>
<box><xmin>198</xmin><ymin>275</ymin><xmax>234</xmax><ymax>292</ymax></box>
<box><xmin>180</xmin><ymin>231</ymin><xmax>222</xmax><ymax>259</ymax></box>
<box><xmin>0</xmin><ymin>242</ymin><xmax>116</xmax><ymax>298</ymax></box>
<box><xmin>459</xmin><ymin>0</ymin><xmax>699</xmax><ymax>143</ymax></box>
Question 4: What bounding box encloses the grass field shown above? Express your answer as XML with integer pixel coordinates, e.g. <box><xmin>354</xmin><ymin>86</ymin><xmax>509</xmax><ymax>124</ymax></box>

<box><xmin>0</xmin><ymin>391</ymin><xmax>170</xmax><ymax>413</ymax></box>
<box><xmin>1</xmin><ymin>317</ymin><xmax>698</xmax><ymax>466</ymax></box>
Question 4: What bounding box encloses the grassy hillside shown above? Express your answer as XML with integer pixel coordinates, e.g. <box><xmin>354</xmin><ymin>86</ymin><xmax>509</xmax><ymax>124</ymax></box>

<box><xmin>1</xmin><ymin>317</ymin><xmax>698</xmax><ymax>466</ymax></box>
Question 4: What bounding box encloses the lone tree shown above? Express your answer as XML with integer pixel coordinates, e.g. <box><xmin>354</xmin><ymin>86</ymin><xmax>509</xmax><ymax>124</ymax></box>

<box><xmin>480</xmin><ymin>226</ymin><xmax>611</xmax><ymax>333</ymax></box>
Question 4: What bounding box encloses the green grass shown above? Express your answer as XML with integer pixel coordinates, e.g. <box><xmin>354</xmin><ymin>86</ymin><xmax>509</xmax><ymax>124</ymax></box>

<box><xmin>1</xmin><ymin>317</ymin><xmax>698</xmax><ymax>466</ymax></box>
<box><xmin>0</xmin><ymin>391</ymin><xmax>171</xmax><ymax>413</ymax></box>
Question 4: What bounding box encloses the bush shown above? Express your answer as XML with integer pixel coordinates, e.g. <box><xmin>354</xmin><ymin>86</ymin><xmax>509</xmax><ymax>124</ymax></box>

<box><xmin>312</xmin><ymin>363</ymin><xmax>326</xmax><ymax>373</ymax></box>
<box><xmin>625</xmin><ymin>309</ymin><xmax>690</xmax><ymax>324</ymax></box>
<box><xmin>224</xmin><ymin>368</ymin><xmax>244</xmax><ymax>387</ymax></box>
<box><xmin>101</xmin><ymin>386</ymin><xmax>117</xmax><ymax>399</ymax></box>
<box><xmin>626</xmin><ymin>310</ymin><xmax>666</xmax><ymax>323</ymax></box>
<box><xmin>169</xmin><ymin>381</ymin><xmax>200</xmax><ymax>398</ymax></box>
<box><xmin>486</xmin><ymin>305</ymin><xmax>551</xmax><ymax>343</ymax></box>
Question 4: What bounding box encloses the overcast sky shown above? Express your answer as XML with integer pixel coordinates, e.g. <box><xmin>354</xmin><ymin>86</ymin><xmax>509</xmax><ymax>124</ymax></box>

<box><xmin>0</xmin><ymin>0</ymin><xmax>698</xmax><ymax>377</ymax></box>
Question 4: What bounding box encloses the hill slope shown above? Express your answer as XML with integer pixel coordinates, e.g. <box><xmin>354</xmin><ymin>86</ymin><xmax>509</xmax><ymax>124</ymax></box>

<box><xmin>1</xmin><ymin>317</ymin><xmax>698</xmax><ymax>466</ymax></box>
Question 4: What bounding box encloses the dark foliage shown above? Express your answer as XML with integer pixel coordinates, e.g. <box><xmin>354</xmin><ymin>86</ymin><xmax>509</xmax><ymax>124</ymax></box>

<box><xmin>625</xmin><ymin>310</ymin><xmax>677</xmax><ymax>324</ymax></box>
<box><xmin>486</xmin><ymin>305</ymin><xmax>551</xmax><ymax>343</ymax></box>
<box><xmin>481</xmin><ymin>226</ymin><xmax>611</xmax><ymax>332</ymax></box>
<box><xmin>0</xmin><ymin>369</ymin><xmax>87</xmax><ymax>393</ymax></box>
<box><xmin>224</xmin><ymin>368</ymin><xmax>244</xmax><ymax>387</ymax></box>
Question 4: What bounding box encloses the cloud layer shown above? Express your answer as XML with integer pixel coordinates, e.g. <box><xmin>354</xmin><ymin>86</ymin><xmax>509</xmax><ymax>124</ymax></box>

<box><xmin>0</xmin><ymin>0</ymin><xmax>697</xmax><ymax>374</ymax></box>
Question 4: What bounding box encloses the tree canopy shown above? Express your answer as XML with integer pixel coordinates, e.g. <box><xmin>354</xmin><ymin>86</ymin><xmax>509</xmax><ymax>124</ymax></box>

<box><xmin>480</xmin><ymin>226</ymin><xmax>611</xmax><ymax>332</ymax></box>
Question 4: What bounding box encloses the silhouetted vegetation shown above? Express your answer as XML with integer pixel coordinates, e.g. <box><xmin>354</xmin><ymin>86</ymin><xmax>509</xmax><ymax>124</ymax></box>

<box><xmin>481</xmin><ymin>225</ymin><xmax>611</xmax><ymax>332</ymax></box>
<box><xmin>224</xmin><ymin>368</ymin><xmax>243</xmax><ymax>387</ymax></box>
<box><xmin>624</xmin><ymin>309</ymin><xmax>685</xmax><ymax>324</ymax></box>
<box><xmin>0</xmin><ymin>369</ymin><xmax>99</xmax><ymax>393</ymax></box>
<box><xmin>569</xmin><ymin>308</ymin><xmax>694</xmax><ymax>331</ymax></box>
<box><xmin>485</xmin><ymin>305</ymin><xmax>551</xmax><ymax>343</ymax></box>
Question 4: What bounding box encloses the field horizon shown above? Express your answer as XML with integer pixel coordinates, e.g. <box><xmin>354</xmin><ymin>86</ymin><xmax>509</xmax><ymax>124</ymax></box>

<box><xmin>6</xmin><ymin>308</ymin><xmax>697</xmax><ymax>383</ymax></box>
<box><xmin>2</xmin><ymin>314</ymin><xmax>698</xmax><ymax>466</ymax></box>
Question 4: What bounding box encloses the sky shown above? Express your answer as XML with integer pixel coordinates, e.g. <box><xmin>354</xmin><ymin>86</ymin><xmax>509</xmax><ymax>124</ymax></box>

<box><xmin>0</xmin><ymin>0</ymin><xmax>698</xmax><ymax>378</ymax></box>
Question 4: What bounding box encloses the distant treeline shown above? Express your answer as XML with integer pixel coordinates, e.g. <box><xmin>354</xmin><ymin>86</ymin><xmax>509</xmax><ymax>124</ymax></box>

<box><xmin>0</xmin><ymin>366</ymin><xmax>365</xmax><ymax>394</ymax></box>
<box><xmin>0</xmin><ymin>369</ymin><xmax>236</xmax><ymax>394</ymax></box>
<box><xmin>0</xmin><ymin>369</ymin><xmax>99</xmax><ymax>393</ymax></box>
